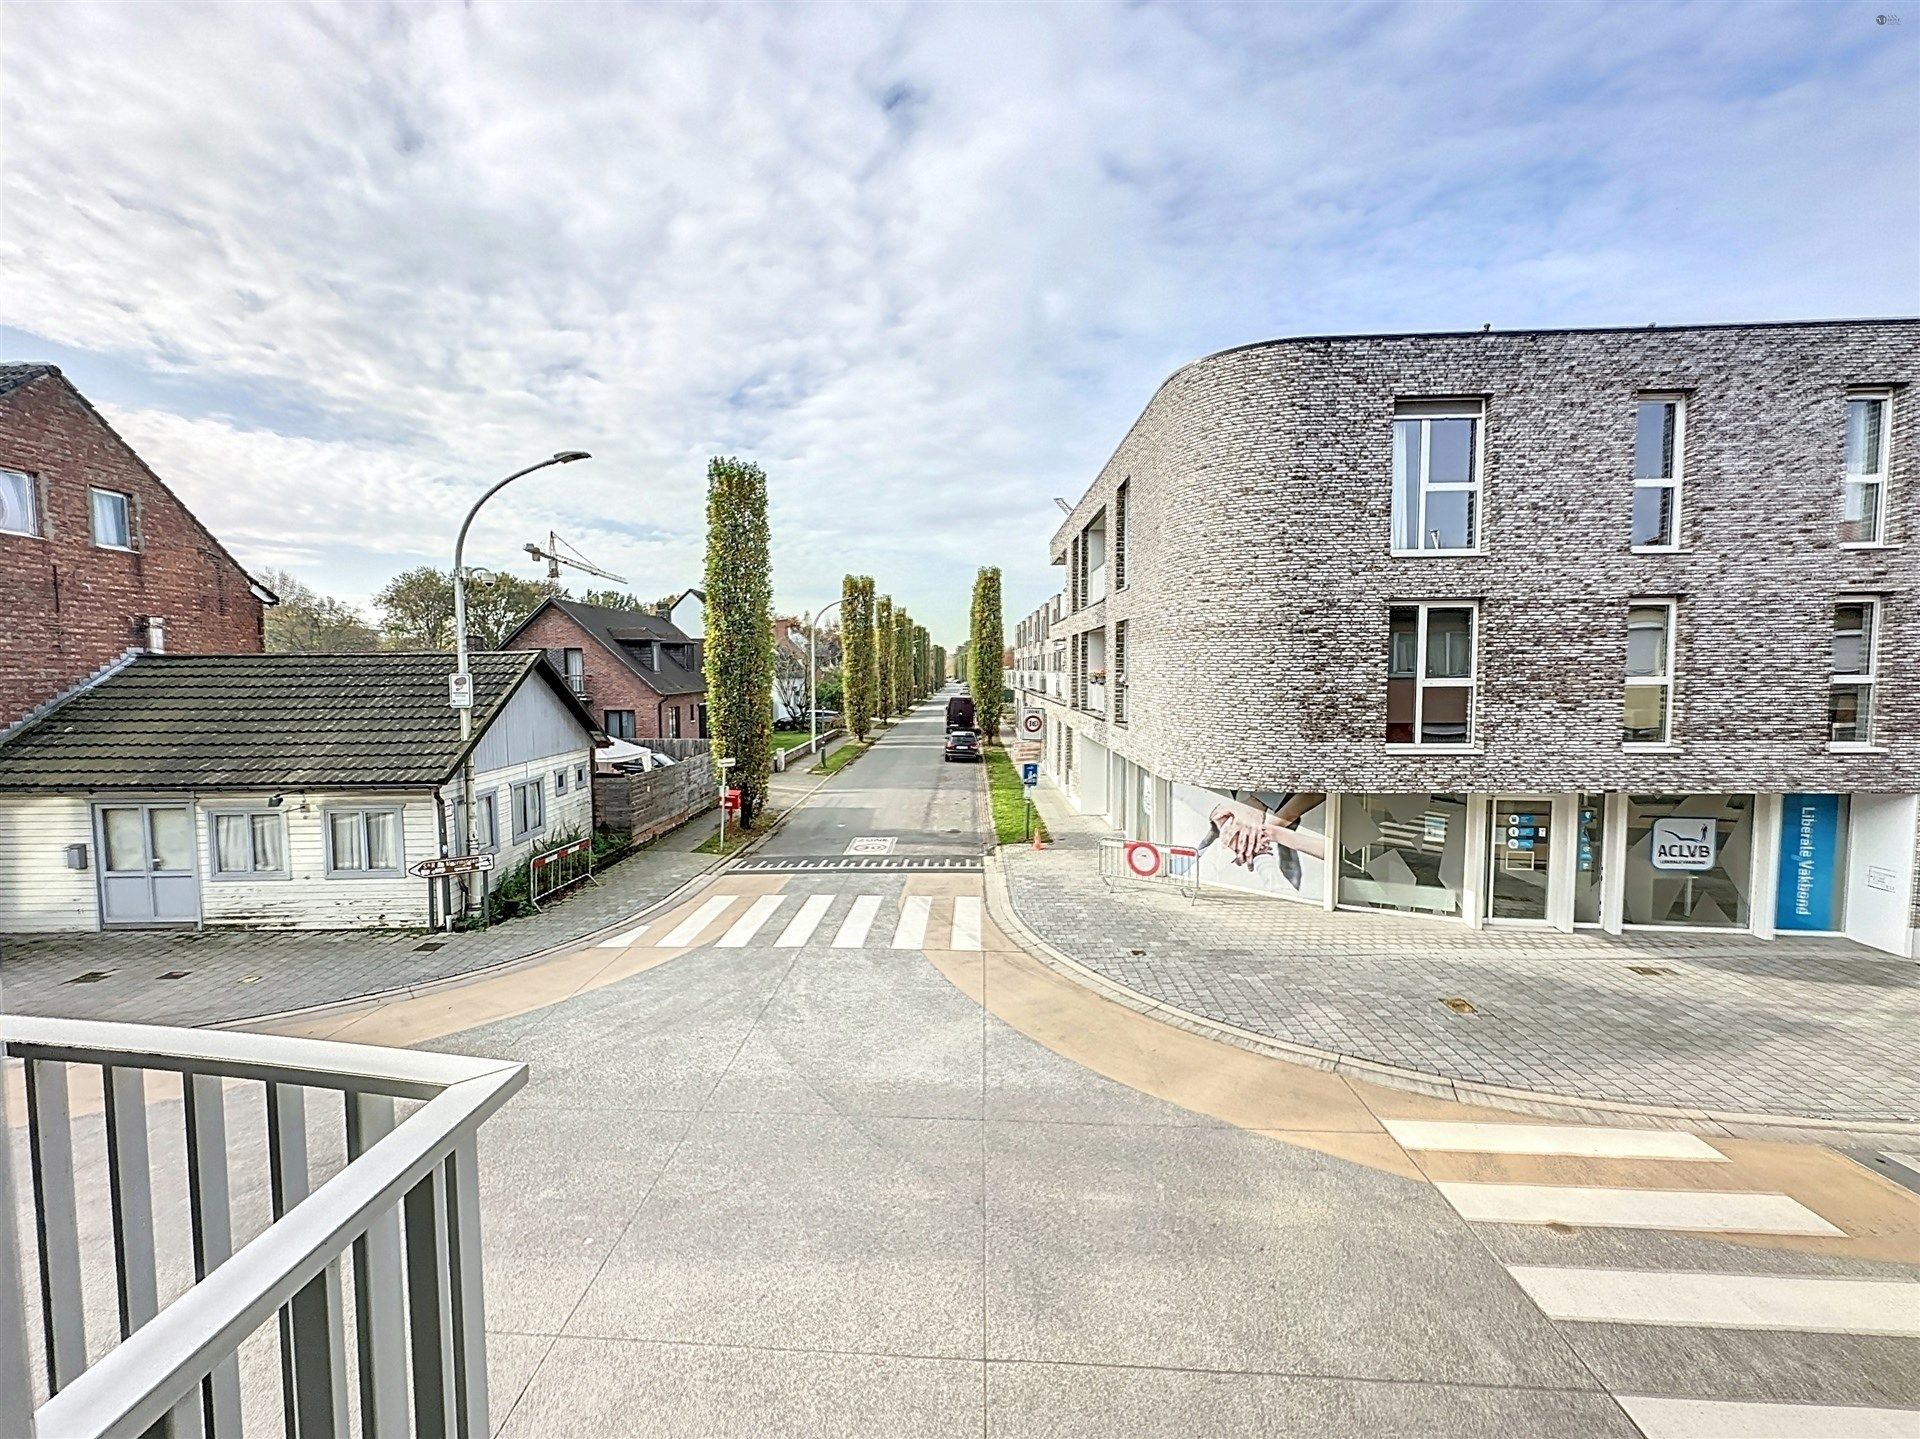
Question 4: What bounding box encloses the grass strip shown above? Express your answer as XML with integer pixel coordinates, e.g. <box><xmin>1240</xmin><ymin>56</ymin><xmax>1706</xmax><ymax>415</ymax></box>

<box><xmin>984</xmin><ymin>745</ymin><xmax>1049</xmax><ymax>846</ymax></box>
<box><xmin>811</xmin><ymin>739</ymin><xmax>868</xmax><ymax>775</ymax></box>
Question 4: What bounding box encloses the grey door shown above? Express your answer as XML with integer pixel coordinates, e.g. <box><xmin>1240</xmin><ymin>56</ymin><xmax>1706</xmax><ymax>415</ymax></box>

<box><xmin>96</xmin><ymin>803</ymin><xmax>199</xmax><ymax>925</ymax></box>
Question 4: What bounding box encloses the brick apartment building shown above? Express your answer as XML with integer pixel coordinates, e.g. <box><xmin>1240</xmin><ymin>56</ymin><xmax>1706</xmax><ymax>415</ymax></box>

<box><xmin>0</xmin><ymin>363</ymin><xmax>271</xmax><ymax>729</ymax></box>
<box><xmin>501</xmin><ymin>596</ymin><xmax>706</xmax><ymax>741</ymax></box>
<box><xmin>1025</xmin><ymin>319</ymin><xmax>1919</xmax><ymax>957</ymax></box>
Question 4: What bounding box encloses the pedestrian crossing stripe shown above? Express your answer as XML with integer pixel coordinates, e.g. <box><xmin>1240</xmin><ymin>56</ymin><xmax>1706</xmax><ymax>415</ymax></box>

<box><xmin>1382</xmin><ymin>1120</ymin><xmax>1726</xmax><ymax>1162</ymax></box>
<box><xmin>1617</xmin><ymin>1394</ymin><xmax>1920</xmax><ymax>1438</ymax></box>
<box><xmin>598</xmin><ymin>891</ymin><xmax>986</xmax><ymax>952</ymax></box>
<box><xmin>1504</xmin><ymin>1267</ymin><xmax>1920</xmax><ymax>1337</ymax></box>
<box><xmin>1436</xmin><ymin>1183</ymin><xmax>1843</xmax><ymax>1236</ymax></box>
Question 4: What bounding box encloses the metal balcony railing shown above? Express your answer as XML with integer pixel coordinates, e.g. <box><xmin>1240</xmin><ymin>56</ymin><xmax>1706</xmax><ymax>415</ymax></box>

<box><xmin>1</xmin><ymin>1016</ymin><xmax>525</xmax><ymax>1439</ymax></box>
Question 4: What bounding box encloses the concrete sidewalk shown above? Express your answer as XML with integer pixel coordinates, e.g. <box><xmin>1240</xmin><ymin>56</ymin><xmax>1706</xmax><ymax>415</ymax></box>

<box><xmin>0</xmin><ymin>812</ymin><xmax>723</xmax><ymax>1027</ymax></box>
<box><xmin>996</xmin><ymin>779</ymin><xmax>1920</xmax><ymax>1129</ymax></box>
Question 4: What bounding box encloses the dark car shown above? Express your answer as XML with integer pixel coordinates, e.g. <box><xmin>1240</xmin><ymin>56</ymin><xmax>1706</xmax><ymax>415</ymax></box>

<box><xmin>943</xmin><ymin>728</ymin><xmax>981</xmax><ymax>763</ymax></box>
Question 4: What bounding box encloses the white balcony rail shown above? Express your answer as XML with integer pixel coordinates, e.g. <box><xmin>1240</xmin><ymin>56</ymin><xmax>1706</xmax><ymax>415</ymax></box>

<box><xmin>2</xmin><ymin>1016</ymin><xmax>525</xmax><ymax>1439</ymax></box>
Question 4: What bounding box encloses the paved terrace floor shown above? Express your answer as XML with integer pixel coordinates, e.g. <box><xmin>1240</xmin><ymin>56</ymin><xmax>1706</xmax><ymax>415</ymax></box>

<box><xmin>1002</xmin><ymin>782</ymin><xmax>1920</xmax><ymax>1125</ymax></box>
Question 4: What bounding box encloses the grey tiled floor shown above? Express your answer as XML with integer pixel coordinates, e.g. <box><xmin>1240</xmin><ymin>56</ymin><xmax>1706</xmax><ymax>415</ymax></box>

<box><xmin>1003</xmin><ymin>785</ymin><xmax>1920</xmax><ymax>1123</ymax></box>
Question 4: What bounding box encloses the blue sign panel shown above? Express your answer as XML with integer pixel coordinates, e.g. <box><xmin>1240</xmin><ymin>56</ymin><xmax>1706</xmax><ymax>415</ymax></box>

<box><xmin>1776</xmin><ymin>793</ymin><xmax>1842</xmax><ymax>932</ymax></box>
<box><xmin>1020</xmin><ymin>762</ymin><xmax>1040</xmax><ymax>787</ymax></box>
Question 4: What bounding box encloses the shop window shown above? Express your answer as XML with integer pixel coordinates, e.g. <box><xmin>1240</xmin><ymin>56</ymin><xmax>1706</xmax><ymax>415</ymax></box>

<box><xmin>1775</xmin><ymin>794</ymin><xmax>1850</xmax><ymax>932</ymax></box>
<box><xmin>1337</xmin><ymin>793</ymin><xmax>1469</xmax><ymax>916</ymax></box>
<box><xmin>1623</xmin><ymin>794</ymin><xmax>1753</xmax><ymax>929</ymax></box>
<box><xmin>1572</xmin><ymin>793</ymin><xmax>1606</xmax><ymax>925</ymax></box>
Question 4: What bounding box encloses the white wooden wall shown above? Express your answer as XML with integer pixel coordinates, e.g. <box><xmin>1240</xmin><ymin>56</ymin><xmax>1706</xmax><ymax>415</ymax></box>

<box><xmin>0</xmin><ymin>795</ymin><xmax>96</xmax><ymax>931</ymax></box>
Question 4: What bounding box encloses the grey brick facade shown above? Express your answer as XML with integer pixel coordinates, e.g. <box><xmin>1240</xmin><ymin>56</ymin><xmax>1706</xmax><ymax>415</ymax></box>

<box><xmin>1044</xmin><ymin>320</ymin><xmax>1917</xmax><ymax>798</ymax></box>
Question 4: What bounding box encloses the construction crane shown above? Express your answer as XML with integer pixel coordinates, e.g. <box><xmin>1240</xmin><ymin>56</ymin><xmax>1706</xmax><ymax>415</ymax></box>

<box><xmin>524</xmin><ymin>530</ymin><xmax>627</xmax><ymax>586</ymax></box>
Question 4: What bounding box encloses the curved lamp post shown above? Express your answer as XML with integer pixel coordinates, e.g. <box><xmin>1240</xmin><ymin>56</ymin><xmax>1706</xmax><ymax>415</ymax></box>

<box><xmin>448</xmin><ymin>450</ymin><xmax>591</xmax><ymax>921</ymax></box>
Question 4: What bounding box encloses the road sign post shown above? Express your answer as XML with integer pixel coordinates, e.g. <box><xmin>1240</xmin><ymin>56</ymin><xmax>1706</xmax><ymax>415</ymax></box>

<box><xmin>715</xmin><ymin>755</ymin><xmax>738</xmax><ymax>851</ymax></box>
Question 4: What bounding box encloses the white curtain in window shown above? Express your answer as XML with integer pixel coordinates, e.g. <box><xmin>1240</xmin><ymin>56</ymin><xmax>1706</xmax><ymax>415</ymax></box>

<box><xmin>251</xmin><ymin>814</ymin><xmax>284</xmax><ymax>871</ymax></box>
<box><xmin>215</xmin><ymin>814</ymin><xmax>251</xmax><ymax>872</ymax></box>
<box><xmin>366</xmin><ymin>811</ymin><xmax>399</xmax><ymax>870</ymax></box>
<box><xmin>330</xmin><ymin>813</ymin><xmax>365</xmax><ymax>870</ymax></box>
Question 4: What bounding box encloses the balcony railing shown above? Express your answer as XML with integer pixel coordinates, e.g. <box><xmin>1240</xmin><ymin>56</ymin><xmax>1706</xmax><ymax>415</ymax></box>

<box><xmin>2</xmin><ymin>1016</ymin><xmax>525</xmax><ymax>1439</ymax></box>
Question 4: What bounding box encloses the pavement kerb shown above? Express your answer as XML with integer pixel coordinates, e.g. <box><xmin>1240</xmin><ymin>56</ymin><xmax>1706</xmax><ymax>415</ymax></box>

<box><xmin>979</xmin><ymin>848</ymin><xmax>1920</xmax><ymax>1144</ymax></box>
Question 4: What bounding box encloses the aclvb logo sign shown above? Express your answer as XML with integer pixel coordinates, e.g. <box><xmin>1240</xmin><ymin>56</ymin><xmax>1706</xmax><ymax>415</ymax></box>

<box><xmin>1649</xmin><ymin>817</ymin><xmax>1718</xmax><ymax>872</ymax></box>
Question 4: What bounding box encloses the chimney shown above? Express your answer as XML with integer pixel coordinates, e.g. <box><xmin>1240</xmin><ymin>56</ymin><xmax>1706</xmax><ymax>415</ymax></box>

<box><xmin>650</xmin><ymin>640</ymin><xmax>662</xmax><ymax>670</ymax></box>
<box><xmin>145</xmin><ymin>616</ymin><xmax>167</xmax><ymax>654</ymax></box>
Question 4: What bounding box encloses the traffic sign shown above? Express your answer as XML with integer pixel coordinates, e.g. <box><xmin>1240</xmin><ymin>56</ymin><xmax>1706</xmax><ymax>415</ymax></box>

<box><xmin>1123</xmin><ymin>841</ymin><xmax>1163</xmax><ymax>879</ymax></box>
<box><xmin>1020</xmin><ymin>762</ymin><xmax>1039</xmax><ymax>788</ymax></box>
<box><xmin>448</xmin><ymin>671</ymin><xmax>474</xmax><ymax>709</ymax></box>
<box><xmin>410</xmin><ymin>853</ymin><xmax>495</xmax><ymax>879</ymax></box>
<box><xmin>1021</xmin><ymin>712</ymin><xmax>1043</xmax><ymax>735</ymax></box>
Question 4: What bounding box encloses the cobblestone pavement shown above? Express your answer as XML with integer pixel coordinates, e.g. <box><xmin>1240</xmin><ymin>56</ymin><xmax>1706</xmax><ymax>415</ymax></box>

<box><xmin>0</xmin><ymin>815</ymin><xmax>723</xmax><ymax>1027</ymax></box>
<box><xmin>1001</xmin><ymin>783</ymin><xmax>1920</xmax><ymax>1124</ymax></box>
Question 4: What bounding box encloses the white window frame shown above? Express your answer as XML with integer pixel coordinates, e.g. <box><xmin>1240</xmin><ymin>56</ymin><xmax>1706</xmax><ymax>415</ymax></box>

<box><xmin>1841</xmin><ymin>389</ymin><xmax>1893</xmax><ymax>548</ymax></box>
<box><xmin>1385</xmin><ymin>601</ymin><xmax>1478</xmax><ymax>749</ymax></box>
<box><xmin>207</xmin><ymin>808</ymin><xmax>289</xmax><ymax>881</ymax></box>
<box><xmin>510</xmin><ymin>779</ymin><xmax>545</xmax><ymax>844</ymax></box>
<box><xmin>89</xmin><ymin>487</ymin><xmax>134</xmax><ymax>551</ymax></box>
<box><xmin>1391</xmin><ymin>402</ymin><xmax>1485</xmax><ymax>557</ymax></box>
<box><xmin>1829</xmin><ymin>595</ymin><xmax>1880</xmax><ymax>749</ymax></box>
<box><xmin>324</xmin><ymin>806</ymin><xmax>405</xmax><ymax>878</ymax></box>
<box><xmin>0</xmin><ymin>467</ymin><xmax>39</xmax><ymax>537</ymax></box>
<box><xmin>1630</xmin><ymin>394</ymin><xmax>1686</xmax><ymax>553</ymax></box>
<box><xmin>1622</xmin><ymin>599</ymin><xmax>1678</xmax><ymax>748</ymax></box>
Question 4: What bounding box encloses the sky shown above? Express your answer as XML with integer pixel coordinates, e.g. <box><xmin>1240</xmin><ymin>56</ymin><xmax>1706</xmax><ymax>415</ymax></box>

<box><xmin>3</xmin><ymin>1</ymin><xmax>1915</xmax><ymax>644</ymax></box>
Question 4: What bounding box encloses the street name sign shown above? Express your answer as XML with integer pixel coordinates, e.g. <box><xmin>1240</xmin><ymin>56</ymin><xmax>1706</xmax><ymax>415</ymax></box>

<box><xmin>410</xmin><ymin>853</ymin><xmax>495</xmax><ymax>879</ymax></box>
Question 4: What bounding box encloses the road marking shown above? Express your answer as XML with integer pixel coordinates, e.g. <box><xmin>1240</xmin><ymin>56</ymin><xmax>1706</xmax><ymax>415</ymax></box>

<box><xmin>596</xmin><ymin>924</ymin><xmax>649</xmax><ymax>949</ymax></box>
<box><xmin>1437</xmin><ymin>1184</ymin><xmax>1843</xmax><ymax>1236</ymax></box>
<box><xmin>715</xmin><ymin>894</ymin><xmax>786</xmax><ymax>948</ymax></box>
<box><xmin>1617</xmin><ymin>1395</ymin><xmax>1920</xmax><ymax>1437</ymax></box>
<box><xmin>949</xmin><ymin>896</ymin><xmax>982</xmax><ymax>951</ymax></box>
<box><xmin>1382</xmin><ymin>1120</ymin><xmax>1725</xmax><ymax>1161</ymax></box>
<box><xmin>1505</xmin><ymin>1267</ymin><xmax>1920</xmax><ymax>1336</ymax></box>
<box><xmin>659</xmin><ymin>895</ymin><xmax>738</xmax><ymax>948</ymax></box>
<box><xmin>774</xmin><ymin>894</ymin><xmax>833</xmax><ymax>947</ymax></box>
<box><xmin>891</xmin><ymin>895</ymin><xmax>931</xmax><ymax>949</ymax></box>
<box><xmin>833</xmin><ymin>895</ymin><xmax>882</xmax><ymax>948</ymax></box>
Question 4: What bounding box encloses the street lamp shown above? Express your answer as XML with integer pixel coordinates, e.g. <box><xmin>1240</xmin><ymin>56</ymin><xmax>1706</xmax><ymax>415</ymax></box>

<box><xmin>806</xmin><ymin>596</ymin><xmax>845</xmax><ymax>756</ymax></box>
<box><xmin>448</xmin><ymin>450</ymin><xmax>591</xmax><ymax>921</ymax></box>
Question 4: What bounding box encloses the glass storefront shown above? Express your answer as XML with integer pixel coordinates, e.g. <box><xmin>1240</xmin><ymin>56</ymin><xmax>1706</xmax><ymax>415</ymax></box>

<box><xmin>1775</xmin><ymin>793</ymin><xmax>1850</xmax><ymax>932</ymax></box>
<box><xmin>1338</xmin><ymin>793</ymin><xmax>1469</xmax><ymax>916</ymax></box>
<box><xmin>1623</xmin><ymin>794</ymin><xmax>1755</xmax><ymax>928</ymax></box>
<box><xmin>1572</xmin><ymin>793</ymin><xmax>1605</xmax><ymax>925</ymax></box>
<box><xmin>1487</xmin><ymin>798</ymin><xmax>1553</xmax><ymax>921</ymax></box>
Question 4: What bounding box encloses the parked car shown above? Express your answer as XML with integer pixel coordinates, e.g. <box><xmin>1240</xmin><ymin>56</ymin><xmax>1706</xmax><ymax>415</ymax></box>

<box><xmin>943</xmin><ymin>728</ymin><xmax>982</xmax><ymax>763</ymax></box>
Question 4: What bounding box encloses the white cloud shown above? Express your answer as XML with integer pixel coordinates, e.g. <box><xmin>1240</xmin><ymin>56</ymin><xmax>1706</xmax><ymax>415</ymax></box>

<box><xmin>3</xmin><ymin>1</ymin><xmax>1914</xmax><ymax>636</ymax></box>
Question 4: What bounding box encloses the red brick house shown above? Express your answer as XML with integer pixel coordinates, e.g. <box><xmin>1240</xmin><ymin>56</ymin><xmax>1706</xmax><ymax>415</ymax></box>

<box><xmin>0</xmin><ymin>363</ymin><xmax>273</xmax><ymax>729</ymax></box>
<box><xmin>501</xmin><ymin>597</ymin><xmax>706</xmax><ymax>741</ymax></box>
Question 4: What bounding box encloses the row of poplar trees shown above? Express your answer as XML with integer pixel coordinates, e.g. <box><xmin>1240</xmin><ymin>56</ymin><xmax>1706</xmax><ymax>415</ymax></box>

<box><xmin>967</xmin><ymin>566</ymin><xmax>1005</xmax><ymax>742</ymax></box>
<box><xmin>838</xmin><ymin>575</ymin><xmax>942</xmax><ymax>743</ymax></box>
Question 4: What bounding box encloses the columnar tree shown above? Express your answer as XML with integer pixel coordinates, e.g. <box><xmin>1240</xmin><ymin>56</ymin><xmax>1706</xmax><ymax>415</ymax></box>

<box><xmin>933</xmin><ymin>644</ymin><xmax>947</xmax><ymax>688</ymax></box>
<box><xmin>875</xmin><ymin>594</ymin><xmax>895</xmax><ymax>718</ymax></box>
<box><xmin>969</xmin><ymin>567</ymin><xmax>1005</xmax><ymax>741</ymax></box>
<box><xmin>914</xmin><ymin>626</ymin><xmax>930</xmax><ymax>697</ymax></box>
<box><xmin>703</xmin><ymin>457</ymin><xmax>774</xmax><ymax>828</ymax></box>
<box><xmin>842</xmin><ymin>575</ymin><xmax>875</xmax><ymax>740</ymax></box>
<box><xmin>892</xmin><ymin>609</ymin><xmax>913</xmax><ymax>713</ymax></box>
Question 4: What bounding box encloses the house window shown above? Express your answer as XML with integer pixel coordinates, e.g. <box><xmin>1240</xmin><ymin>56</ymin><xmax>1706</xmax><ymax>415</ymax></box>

<box><xmin>563</xmin><ymin>648</ymin><xmax>586</xmax><ymax>694</ymax></box>
<box><xmin>1391</xmin><ymin>402</ymin><xmax>1482</xmax><ymax>553</ymax></box>
<box><xmin>511</xmin><ymin>779</ymin><xmax>545</xmax><ymax>843</ymax></box>
<box><xmin>1631</xmin><ymin>397</ymin><xmax>1685</xmax><ymax>550</ymax></box>
<box><xmin>575</xmin><ymin>763</ymin><xmax>588</xmax><ymax>786</ymax></box>
<box><xmin>1113</xmin><ymin>481</ymin><xmax>1129</xmax><ymax>590</ymax></box>
<box><xmin>1830</xmin><ymin>598</ymin><xmax>1880</xmax><ymax>745</ymax></box>
<box><xmin>604</xmin><ymin>709</ymin><xmax>636</xmax><ymax>740</ymax></box>
<box><xmin>1623</xmin><ymin>601</ymin><xmax>1677</xmax><ymax>745</ymax></box>
<box><xmin>1842</xmin><ymin>392</ymin><xmax>1892</xmax><ymax>545</ymax></box>
<box><xmin>555</xmin><ymin>767</ymin><xmax>569</xmax><ymax>796</ymax></box>
<box><xmin>669</xmin><ymin>706</ymin><xmax>682</xmax><ymax>739</ymax></box>
<box><xmin>90</xmin><ymin>488</ymin><xmax>133</xmax><ymax>549</ymax></box>
<box><xmin>326</xmin><ymin>808</ymin><xmax>403</xmax><ymax>876</ymax></box>
<box><xmin>209</xmin><ymin>811</ymin><xmax>287</xmax><ymax>879</ymax></box>
<box><xmin>1385</xmin><ymin>604</ymin><xmax>1475</xmax><ymax>745</ymax></box>
<box><xmin>0</xmin><ymin>468</ymin><xmax>38</xmax><ymax>536</ymax></box>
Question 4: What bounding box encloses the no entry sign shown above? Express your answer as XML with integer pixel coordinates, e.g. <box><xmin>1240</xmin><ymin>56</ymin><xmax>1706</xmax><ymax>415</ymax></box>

<box><xmin>1123</xmin><ymin>841</ymin><xmax>1163</xmax><ymax>879</ymax></box>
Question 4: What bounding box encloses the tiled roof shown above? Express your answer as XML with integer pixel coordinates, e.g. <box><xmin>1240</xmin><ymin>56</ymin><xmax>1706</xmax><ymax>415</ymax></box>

<box><xmin>0</xmin><ymin>362</ymin><xmax>57</xmax><ymax>398</ymax></box>
<box><xmin>508</xmin><ymin>598</ymin><xmax>707</xmax><ymax>697</ymax></box>
<box><xmin>0</xmin><ymin>651</ymin><xmax>593</xmax><ymax>791</ymax></box>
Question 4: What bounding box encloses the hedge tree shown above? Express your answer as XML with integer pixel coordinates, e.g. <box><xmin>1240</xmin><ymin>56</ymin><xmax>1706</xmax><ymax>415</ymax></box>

<box><xmin>702</xmin><ymin>457</ymin><xmax>774</xmax><ymax>828</ymax></box>
<box><xmin>875</xmin><ymin>594</ymin><xmax>895</xmax><ymax>718</ymax></box>
<box><xmin>842</xmin><ymin>575</ymin><xmax>875</xmax><ymax>740</ymax></box>
<box><xmin>969</xmin><ymin>566</ymin><xmax>1005</xmax><ymax>741</ymax></box>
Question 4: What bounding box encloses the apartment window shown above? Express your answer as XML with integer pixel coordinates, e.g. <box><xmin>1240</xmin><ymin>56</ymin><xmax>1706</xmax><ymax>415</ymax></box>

<box><xmin>603</xmin><ymin>709</ymin><xmax>636</xmax><ymax>740</ymax></box>
<box><xmin>0</xmin><ymin>468</ymin><xmax>37</xmax><ymax>536</ymax></box>
<box><xmin>1385</xmin><ymin>604</ymin><xmax>1475</xmax><ymax>745</ymax></box>
<box><xmin>209</xmin><ymin>811</ymin><xmax>287</xmax><ymax>879</ymax></box>
<box><xmin>90</xmin><ymin>489</ymin><xmax>134</xmax><ymax>549</ymax></box>
<box><xmin>1631</xmin><ymin>397</ymin><xmax>1685</xmax><ymax>550</ymax></box>
<box><xmin>1623</xmin><ymin>601</ymin><xmax>1677</xmax><ymax>745</ymax></box>
<box><xmin>511</xmin><ymin>779</ymin><xmax>545</xmax><ymax>843</ymax></box>
<box><xmin>1830</xmin><ymin>598</ymin><xmax>1879</xmax><ymax>745</ymax></box>
<box><xmin>1391</xmin><ymin>402</ymin><xmax>1482</xmax><ymax>553</ymax></box>
<box><xmin>1113</xmin><ymin>481</ymin><xmax>1129</xmax><ymax>590</ymax></box>
<box><xmin>1112</xmin><ymin>620</ymin><xmax>1128</xmax><ymax>726</ymax></box>
<box><xmin>1842</xmin><ymin>391</ymin><xmax>1892</xmax><ymax>545</ymax></box>
<box><xmin>326</xmin><ymin>808</ymin><xmax>403</xmax><ymax>877</ymax></box>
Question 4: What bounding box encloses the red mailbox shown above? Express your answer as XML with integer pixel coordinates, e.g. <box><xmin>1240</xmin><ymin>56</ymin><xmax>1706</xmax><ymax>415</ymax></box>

<box><xmin>722</xmin><ymin>787</ymin><xmax>742</xmax><ymax>813</ymax></box>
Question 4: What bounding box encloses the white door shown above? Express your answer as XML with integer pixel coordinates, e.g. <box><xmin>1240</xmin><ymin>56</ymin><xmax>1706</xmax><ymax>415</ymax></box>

<box><xmin>96</xmin><ymin>803</ymin><xmax>199</xmax><ymax>926</ymax></box>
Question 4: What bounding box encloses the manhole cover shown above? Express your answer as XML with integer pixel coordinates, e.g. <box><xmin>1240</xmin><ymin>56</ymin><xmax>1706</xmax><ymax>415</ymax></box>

<box><xmin>1627</xmin><ymin>966</ymin><xmax>1675</xmax><ymax>977</ymax></box>
<box><xmin>415</xmin><ymin>942</ymin><xmax>446</xmax><ymax>953</ymax></box>
<box><xmin>66</xmin><ymin>971</ymin><xmax>111</xmax><ymax>985</ymax></box>
<box><xmin>1440</xmin><ymin>996</ymin><xmax>1478</xmax><ymax>1015</ymax></box>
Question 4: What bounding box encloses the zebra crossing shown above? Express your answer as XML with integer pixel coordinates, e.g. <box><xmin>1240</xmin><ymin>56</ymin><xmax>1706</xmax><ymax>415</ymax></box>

<box><xmin>595</xmin><ymin>889</ymin><xmax>987</xmax><ymax>953</ymax></box>
<box><xmin>1383</xmin><ymin>1117</ymin><xmax>1920</xmax><ymax>1436</ymax></box>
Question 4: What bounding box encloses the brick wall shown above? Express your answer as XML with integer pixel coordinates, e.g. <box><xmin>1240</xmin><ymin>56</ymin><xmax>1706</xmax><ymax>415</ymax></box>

<box><xmin>505</xmin><ymin>606</ymin><xmax>701</xmax><ymax>740</ymax></box>
<box><xmin>0</xmin><ymin>373</ymin><xmax>265</xmax><ymax>728</ymax></box>
<box><xmin>1045</xmin><ymin>320</ymin><xmax>1919</xmax><ymax>796</ymax></box>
